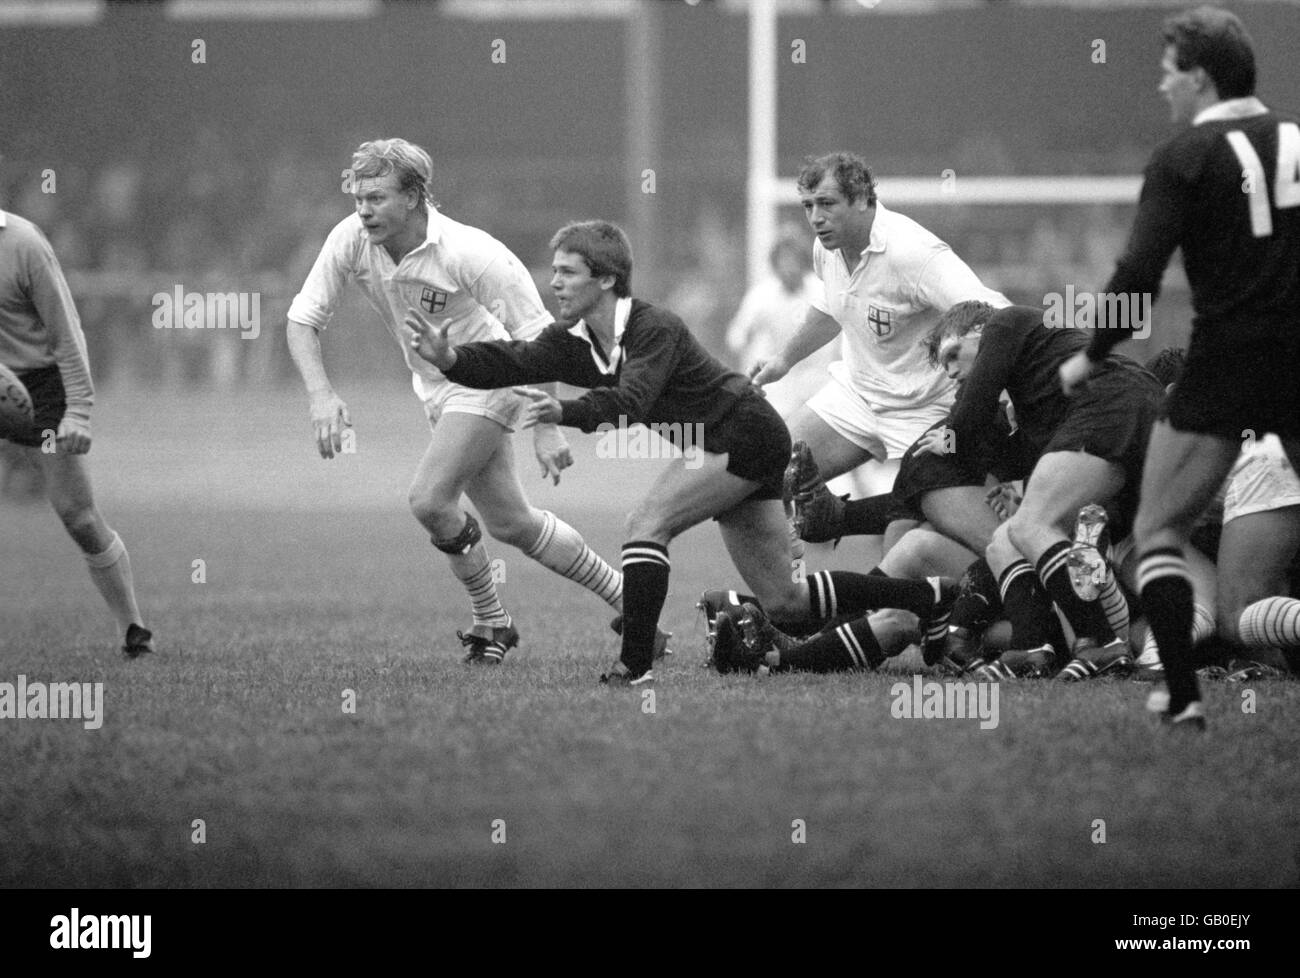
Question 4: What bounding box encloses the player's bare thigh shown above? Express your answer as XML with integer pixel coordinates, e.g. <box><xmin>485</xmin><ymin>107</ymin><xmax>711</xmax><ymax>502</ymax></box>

<box><xmin>879</xmin><ymin>526</ymin><xmax>977</xmax><ymax>579</ymax></box>
<box><xmin>1215</xmin><ymin>505</ymin><xmax>1300</xmax><ymax>641</ymax></box>
<box><xmin>625</xmin><ymin>451</ymin><xmax>754</xmax><ymax>544</ymax></box>
<box><xmin>716</xmin><ymin>494</ymin><xmax>807</xmax><ymax>619</ymax></box>
<box><xmin>1006</xmin><ymin>451</ymin><xmax>1125</xmax><ymax>562</ymax></box>
<box><xmin>31</xmin><ymin>447</ymin><xmax>113</xmax><ymax>553</ymax></box>
<box><xmin>1132</xmin><ymin>421</ymin><xmax>1241</xmax><ymax>550</ymax></box>
<box><xmin>461</xmin><ymin>431</ymin><xmax>547</xmax><ymax>551</ymax></box>
<box><xmin>881</xmin><ymin>518</ymin><xmax>921</xmax><ymax>557</ymax></box>
<box><xmin>408</xmin><ymin>411</ymin><xmax>510</xmax><ymax>538</ymax></box>
<box><xmin>783</xmin><ymin>403</ymin><xmax>877</xmax><ymax>481</ymax></box>
<box><xmin>920</xmin><ymin>484</ymin><xmax>1002</xmax><ymax>556</ymax></box>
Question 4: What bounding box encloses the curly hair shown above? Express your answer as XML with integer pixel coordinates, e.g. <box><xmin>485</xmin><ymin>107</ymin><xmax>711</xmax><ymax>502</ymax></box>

<box><xmin>796</xmin><ymin>152</ymin><xmax>877</xmax><ymax>206</ymax></box>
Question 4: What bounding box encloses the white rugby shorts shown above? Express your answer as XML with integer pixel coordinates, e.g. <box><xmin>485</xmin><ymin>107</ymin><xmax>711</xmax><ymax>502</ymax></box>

<box><xmin>415</xmin><ymin>375</ymin><xmax>523</xmax><ymax>430</ymax></box>
<box><xmin>1224</xmin><ymin>438</ymin><xmax>1300</xmax><ymax>524</ymax></box>
<box><xmin>805</xmin><ymin>361</ymin><xmax>953</xmax><ymax>460</ymax></box>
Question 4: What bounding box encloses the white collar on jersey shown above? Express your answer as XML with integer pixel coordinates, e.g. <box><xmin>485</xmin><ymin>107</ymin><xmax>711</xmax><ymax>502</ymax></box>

<box><xmin>567</xmin><ymin>295</ymin><xmax>632</xmax><ymax>375</ymax></box>
<box><xmin>0</xmin><ymin>211</ymin><xmax>7</xmax><ymax>227</ymax></box>
<box><xmin>418</xmin><ymin>208</ymin><xmax>444</xmax><ymax>248</ymax></box>
<box><xmin>1193</xmin><ymin>96</ymin><xmax>1269</xmax><ymax>126</ymax></box>
<box><xmin>832</xmin><ymin>201</ymin><xmax>890</xmax><ymax>273</ymax></box>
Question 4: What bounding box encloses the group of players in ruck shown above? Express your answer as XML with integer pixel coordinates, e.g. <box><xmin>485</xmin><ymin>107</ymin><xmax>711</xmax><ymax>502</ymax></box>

<box><xmin>209</xmin><ymin>2</ymin><xmax>1300</xmax><ymax>734</ymax></box>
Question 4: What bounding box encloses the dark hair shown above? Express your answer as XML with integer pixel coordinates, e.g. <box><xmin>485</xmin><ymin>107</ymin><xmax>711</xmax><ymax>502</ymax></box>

<box><xmin>796</xmin><ymin>152</ymin><xmax>877</xmax><ymax>206</ymax></box>
<box><xmin>549</xmin><ymin>220</ymin><xmax>632</xmax><ymax>297</ymax></box>
<box><xmin>1144</xmin><ymin>347</ymin><xmax>1187</xmax><ymax>388</ymax></box>
<box><xmin>922</xmin><ymin>300</ymin><xmax>995</xmax><ymax>367</ymax></box>
<box><xmin>1162</xmin><ymin>5</ymin><xmax>1256</xmax><ymax>100</ymax></box>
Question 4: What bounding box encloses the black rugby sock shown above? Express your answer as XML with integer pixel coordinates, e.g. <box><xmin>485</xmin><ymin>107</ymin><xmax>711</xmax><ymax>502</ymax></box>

<box><xmin>1136</xmin><ymin>548</ymin><xmax>1200</xmax><ymax>714</ymax></box>
<box><xmin>777</xmin><ymin>617</ymin><xmax>884</xmax><ymax>672</ymax></box>
<box><xmin>620</xmin><ymin>541</ymin><xmax>670</xmax><ymax>677</ymax></box>
<box><xmin>1036</xmin><ymin>541</ymin><xmax>1115</xmax><ymax>646</ymax></box>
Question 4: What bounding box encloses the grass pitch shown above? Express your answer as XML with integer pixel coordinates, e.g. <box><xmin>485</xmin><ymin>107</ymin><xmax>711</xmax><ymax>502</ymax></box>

<box><xmin>1</xmin><ymin>389</ymin><xmax>1298</xmax><ymax>887</ymax></box>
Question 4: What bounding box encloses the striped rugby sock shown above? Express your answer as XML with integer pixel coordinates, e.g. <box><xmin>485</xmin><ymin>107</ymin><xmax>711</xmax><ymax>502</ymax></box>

<box><xmin>434</xmin><ymin>513</ymin><xmax>509</xmax><ymax>628</ymax></box>
<box><xmin>1136</xmin><ymin>547</ymin><xmax>1199</xmax><ymax>713</ymax></box>
<box><xmin>777</xmin><ymin>617</ymin><xmax>884</xmax><ymax>672</ymax></box>
<box><xmin>1098</xmin><ymin>567</ymin><xmax>1130</xmax><ymax>642</ymax></box>
<box><xmin>446</xmin><ymin>542</ymin><xmax>509</xmax><ymax>628</ymax></box>
<box><xmin>525</xmin><ymin>510</ymin><xmax>622</xmax><ymax>610</ymax></box>
<box><xmin>1238</xmin><ymin>596</ymin><xmax>1300</xmax><ymax>650</ymax></box>
<box><xmin>806</xmin><ymin>569</ymin><xmax>934</xmax><ymax>622</ymax></box>
<box><xmin>620</xmin><ymin>541</ymin><xmax>670</xmax><ymax>676</ymax></box>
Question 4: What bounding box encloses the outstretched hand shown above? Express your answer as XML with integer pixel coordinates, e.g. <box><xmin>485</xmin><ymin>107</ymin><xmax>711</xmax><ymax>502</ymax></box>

<box><xmin>405</xmin><ymin>310</ymin><xmax>455</xmax><ymax>370</ymax></box>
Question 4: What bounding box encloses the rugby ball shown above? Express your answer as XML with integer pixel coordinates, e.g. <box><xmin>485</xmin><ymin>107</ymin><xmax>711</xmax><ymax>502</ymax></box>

<box><xmin>0</xmin><ymin>363</ymin><xmax>35</xmax><ymax>434</ymax></box>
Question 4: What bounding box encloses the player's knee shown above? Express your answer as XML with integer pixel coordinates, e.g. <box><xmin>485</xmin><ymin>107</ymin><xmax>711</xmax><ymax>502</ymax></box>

<box><xmin>408</xmin><ymin>488</ymin><xmax>458</xmax><ymax>533</ymax></box>
<box><xmin>1004</xmin><ymin>511</ymin><xmax>1036</xmax><ymax>556</ymax></box>
<box><xmin>986</xmin><ymin>522</ymin><xmax>1018</xmax><ymax>569</ymax></box>
<box><xmin>623</xmin><ymin>505</ymin><xmax>668</xmax><ymax>543</ymax></box>
<box><xmin>54</xmin><ymin>502</ymin><xmax>103</xmax><ymax>549</ymax></box>
<box><xmin>483</xmin><ymin>510</ymin><xmax>539</xmax><ymax>550</ymax></box>
<box><xmin>759</xmin><ymin>585</ymin><xmax>806</xmax><ymax>621</ymax></box>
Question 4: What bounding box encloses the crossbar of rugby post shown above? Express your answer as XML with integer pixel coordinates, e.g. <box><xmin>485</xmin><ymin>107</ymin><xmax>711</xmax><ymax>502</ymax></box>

<box><xmin>764</xmin><ymin>174</ymin><xmax>1143</xmax><ymax>207</ymax></box>
<box><xmin>747</xmin><ymin>173</ymin><xmax>1142</xmax><ymax>289</ymax></box>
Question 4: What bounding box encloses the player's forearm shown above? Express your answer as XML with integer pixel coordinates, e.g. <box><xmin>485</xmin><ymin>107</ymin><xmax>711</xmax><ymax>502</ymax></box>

<box><xmin>778</xmin><ymin>307</ymin><xmax>841</xmax><ymax>368</ymax></box>
<box><xmin>287</xmin><ymin>319</ymin><xmax>335</xmax><ymax>395</ymax></box>
<box><xmin>51</xmin><ymin>335</ymin><xmax>94</xmax><ymax>424</ymax></box>
<box><xmin>446</xmin><ymin>338</ymin><xmax>563</xmax><ymax>390</ymax></box>
<box><xmin>31</xmin><ymin>257</ymin><xmax>95</xmax><ymax>417</ymax></box>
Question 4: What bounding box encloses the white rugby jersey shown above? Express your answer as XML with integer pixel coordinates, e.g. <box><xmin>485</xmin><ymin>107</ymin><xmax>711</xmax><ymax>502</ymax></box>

<box><xmin>811</xmin><ymin>202</ymin><xmax>1008</xmax><ymax>412</ymax></box>
<box><xmin>288</xmin><ymin>210</ymin><xmax>551</xmax><ymax>401</ymax></box>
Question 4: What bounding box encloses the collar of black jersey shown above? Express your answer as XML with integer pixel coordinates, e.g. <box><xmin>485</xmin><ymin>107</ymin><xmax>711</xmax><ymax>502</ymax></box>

<box><xmin>1193</xmin><ymin>96</ymin><xmax>1268</xmax><ymax>126</ymax></box>
<box><xmin>566</xmin><ymin>295</ymin><xmax>633</xmax><ymax>376</ymax></box>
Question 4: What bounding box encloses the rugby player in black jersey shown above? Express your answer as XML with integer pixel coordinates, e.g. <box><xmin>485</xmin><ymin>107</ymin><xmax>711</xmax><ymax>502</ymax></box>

<box><xmin>406</xmin><ymin>220</ymin><xmax>953</xmax><ymax>684</ymax></box>
<box><xmin>921</xmin><ymin>302</ymin><xmax>1165</xmax><ymax>680</ymax></box>
<box><xmin>1060</xmin><ymin>6</ymin><xmax>1300</xmax><ymax>729</ymax></box>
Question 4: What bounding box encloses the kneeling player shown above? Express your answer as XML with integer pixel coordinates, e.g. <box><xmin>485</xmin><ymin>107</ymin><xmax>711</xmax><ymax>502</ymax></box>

<box><xmin>918</xmin><ymin>300</ymin><xmax>1164</xmax><ymax>681</ymax></box>
<box><xmin>0</xmin><ymin>209</ymin><xmax>153</xmax><ymax>657</ymax></box>
<box><xmin>409</xmin><ymin>220</ymin><xmax>953</xmax><ymax>683</ymax></box>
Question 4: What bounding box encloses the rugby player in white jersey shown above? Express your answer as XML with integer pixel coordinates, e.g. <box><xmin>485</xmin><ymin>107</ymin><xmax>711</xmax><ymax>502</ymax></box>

<box><xmin>0</xmin><ymin>209</ymin><xmax>154</xmax><ymax>658</ymax></box>
<box><xmin>749</xmin><ymin>152</ymin><xmax>1009</xmax><ymax>544</ymax></box>
<box><xmin>286</xmin><ymin>139</ymin><xmax>630</xmax><ymax>664</ymax></box>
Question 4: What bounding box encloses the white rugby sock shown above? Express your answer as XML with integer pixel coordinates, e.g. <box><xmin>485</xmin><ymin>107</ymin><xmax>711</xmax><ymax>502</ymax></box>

<box><xmin>525</xmin><ymin>511</ymin><xmax>622</xmax><ymax>610</ymax></box>
<box><xmin>84</xmin><ymin>531</ymin><xmax>144</xmax><ymax>631</ymax></box>
<box><xmin>447</xmin><ymin>543</ymin><xmax>510</xmax><ymax>628</ymax></box>
<box><xmin>1099</xmin><ymin>568</ymin><xmax>1130</xmax><ymax>642</ymax></box>
<box><xmin>1238</xmin><ymin>596</ymin><xmax>1300</xmax><ymax>649</ymax></box>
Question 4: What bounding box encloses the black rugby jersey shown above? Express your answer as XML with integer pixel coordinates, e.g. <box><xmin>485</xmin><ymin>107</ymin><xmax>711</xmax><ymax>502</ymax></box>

<box><xmin>444</xmin><ymin>298</ymin><xmax>754</xmax><ymax>433</ymax></box>
<box><xmin>950</xmin><ymin>304</ymin><xmax>1132</xmax><ymax>465</ymax></box>
<box><xmin>1089</xmin><ymin>101</ymin><xmax>1300</xmax><ymax>360</ymax></box>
